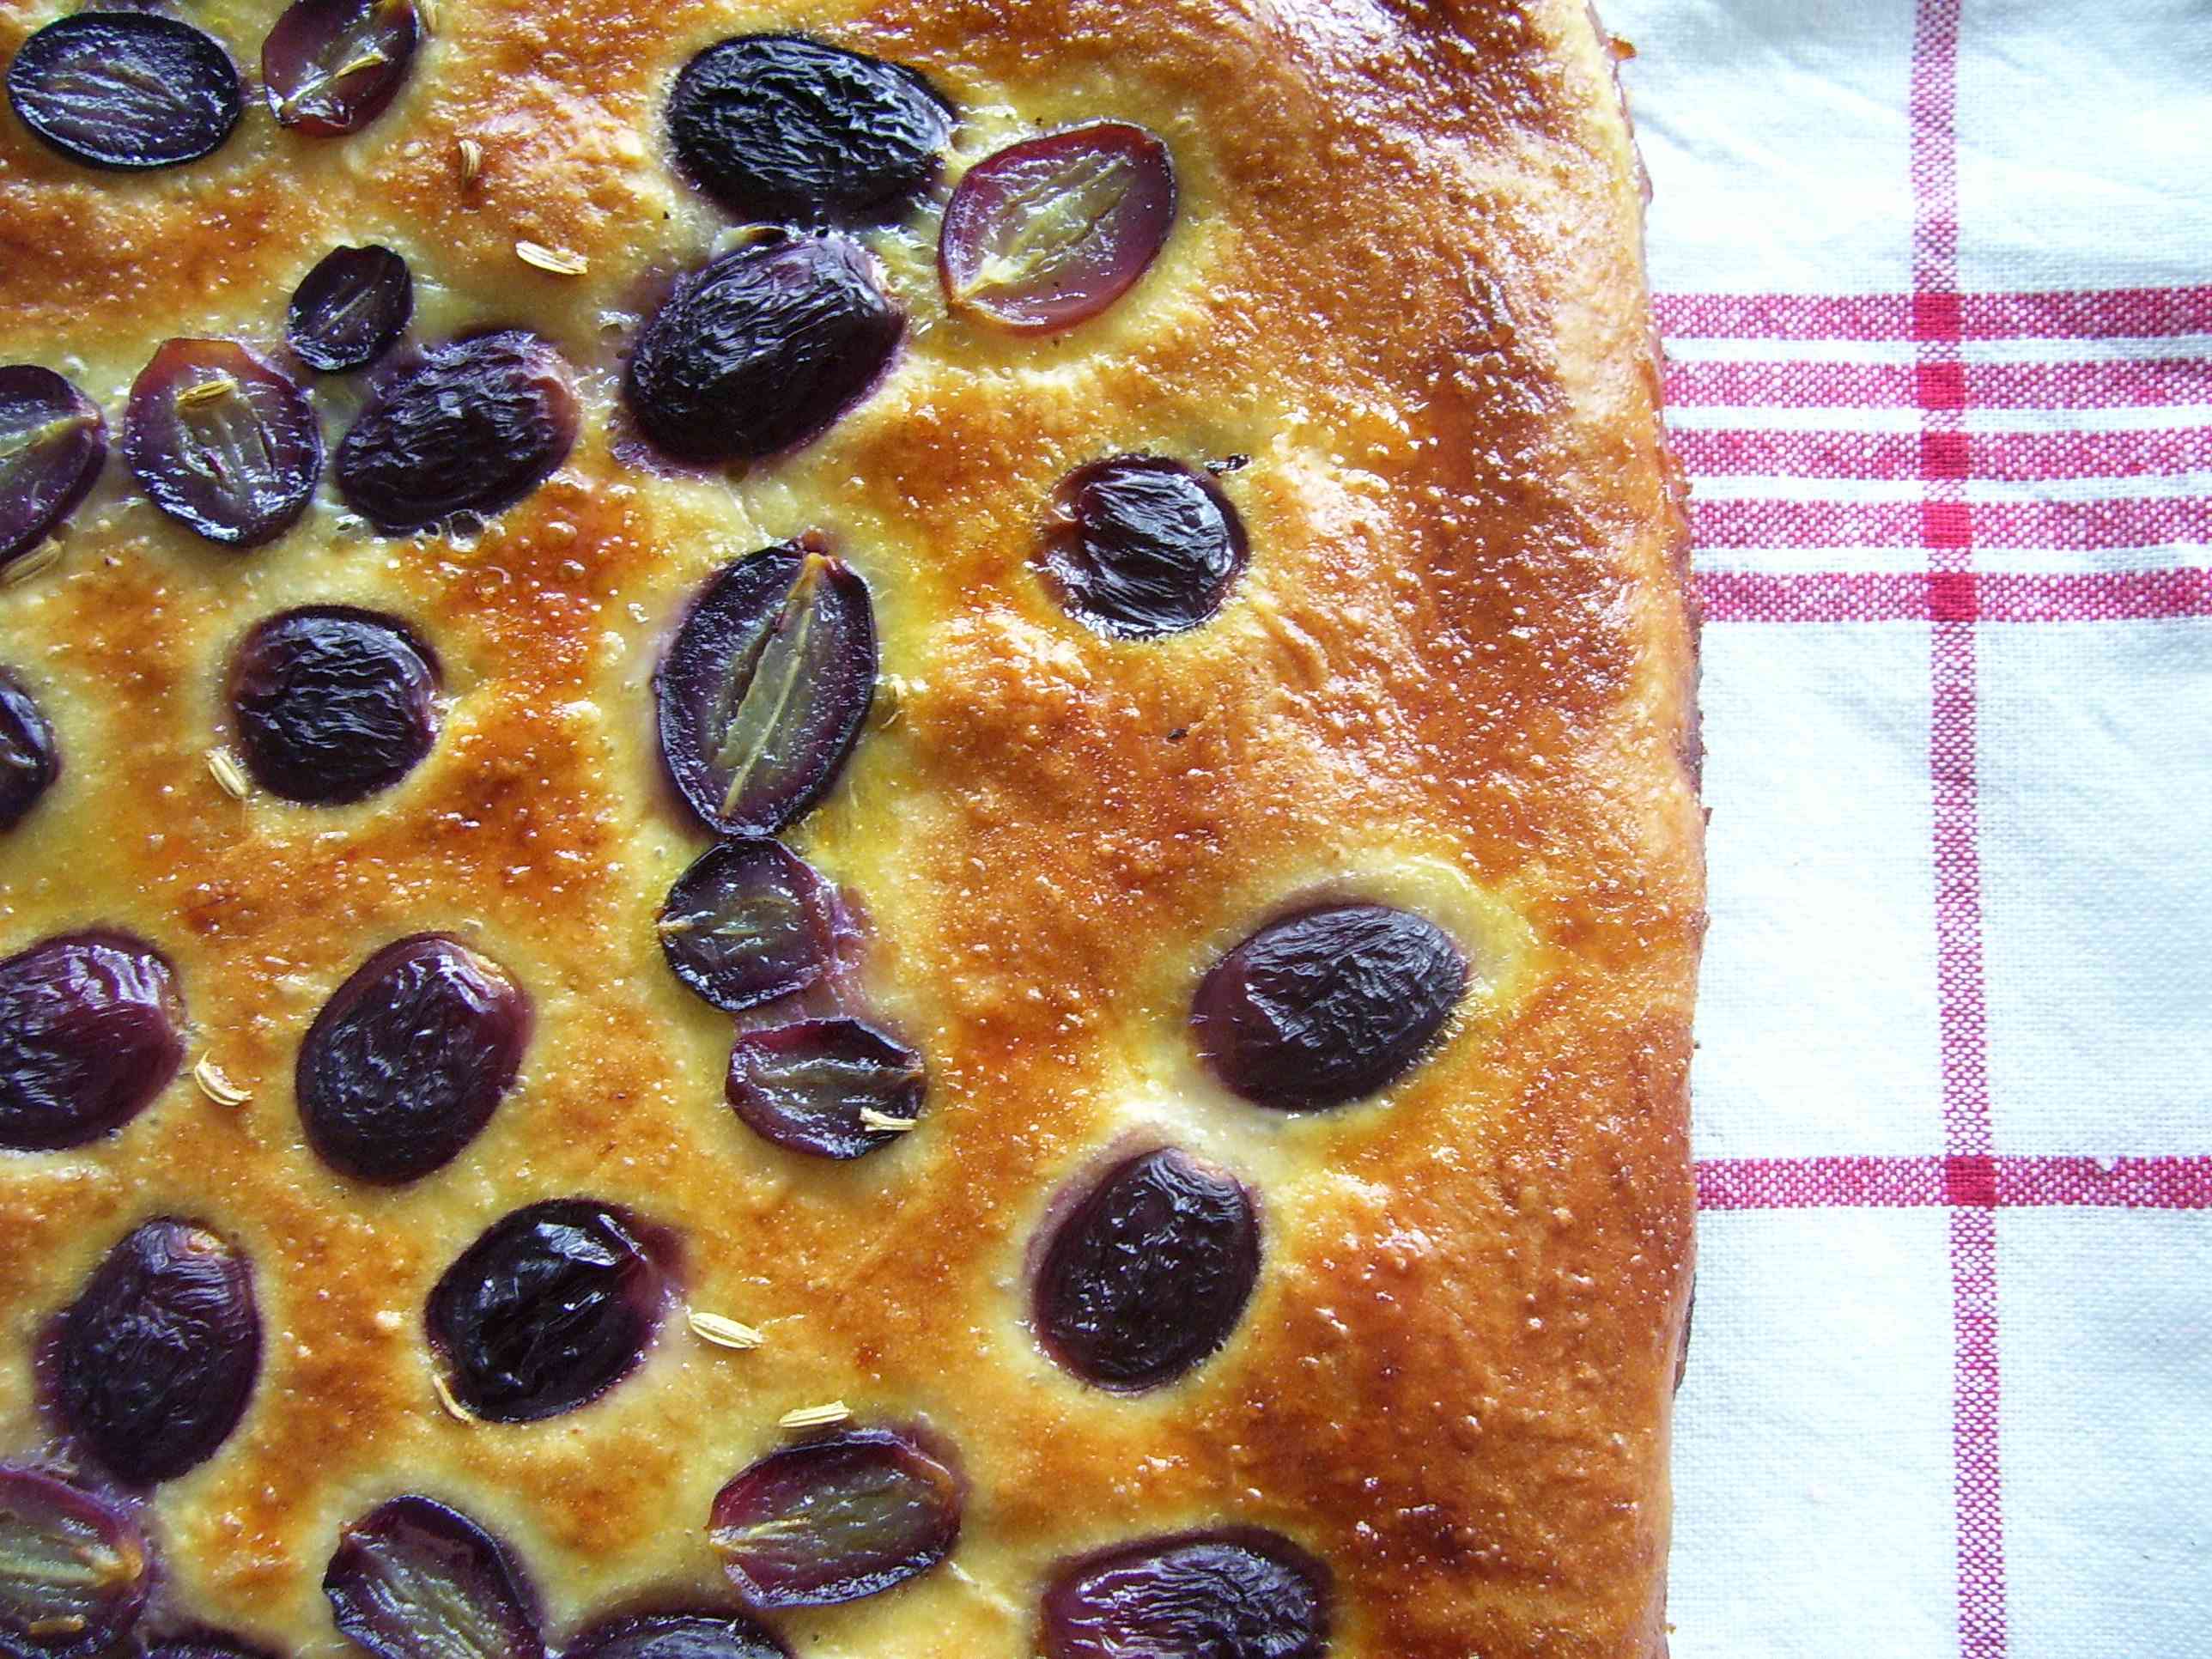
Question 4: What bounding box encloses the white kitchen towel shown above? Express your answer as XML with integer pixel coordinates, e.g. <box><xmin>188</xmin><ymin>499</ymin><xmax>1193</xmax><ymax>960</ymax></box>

<box><xmin>1601</xmin><ymin>1</ymin><xmax>2212</xmax><ymax>1655</ymax></box>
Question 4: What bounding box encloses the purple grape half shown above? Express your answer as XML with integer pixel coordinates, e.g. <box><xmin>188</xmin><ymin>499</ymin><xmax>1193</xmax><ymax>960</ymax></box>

<box><xmin>297</xmin><ymin>935</ymin><xmax>528</xmax><ymax>1185</ymax></box>
<box><xmin>657</xmin><ymin>839</ymin><xmax>846</xmax><ymax>1013</ymax></box>
<box><xmin>323</xmin><ymin>1495</ymin><xmax>544</xmax><ymax>1659</ymax></box>
<box><xmin>336</xmin><ymin>331</ymin><xmax>578</xmax><ymax>535</ymax></box>
<box><xmin>230</xmin><ymin>607</ymin><xmax>440</xmax><ymax>805</ymax></box>
<box><xmin>1041</xmin><ymin>1530</ymin><xmax>1329</xmax><ymax>1659</ymax></box>
<box><xmin>0</xmin><ymin>1468</ymin><xmax>153</xmax><ymax>1659</ymax></box>
<box><xmin>0</xmin><ymin>367</ymin><xmax>105</xmax><ymax>575</ymax></box>
<box><xmin>623</xmin><ymin>235</ymin><xmax>900</xmax><ymax>465</ymax></box>
<box><xmin>426</xmin><ymin>1200</ymin><xmax>668</xmax><ymax>1423</ymax></box>
<box><xmin>125</xmin><ymin>340</ymin><xmax>322</xmax><ymax>549</ymax></box>
<box><xmin>1033</xmin><ymin>1147</ymin><xmax>1257</xmax><ymax>1392</ymax></box>
<box><xmin>1040</xmin><ymin>456</ymin><xmax>1247</xmax><ymax>639</ymax></box>
<box><xmin>726</xmin><ymin>1018</ymin><xmax>924</xmax><ymax>1160</ymax></box>
<box><xmin>563</xmin><ymin>1613</ymin><xmax>787</xmax><ymax>1659</ymax></box>
<box><xmin>6</xmin><ymin>13</ymin><xmax>242</xmax><ymax>173</ymax></box>
<box><xmin>0</xmin><ymin>672</ymin><xmax>58</xmax><ymax>834</ymax></box>
<box><xmin>1190</xmin><ymin>903</ymin><xmax>1466</xmax><ymax>1110</ymax></box>
<box><xmin>264</xmin><ymin>0</ymin><xmax>422</xmax><ymax>137</ymax></box>
<box><xmin>666</xmin><ymin>35</ymin><xmax>953</xmax><ymax>224</ymax></box>
<box><xmin>0</xmin><ymin>933</ymin><xmax>184</xmax><ymax>1152</ymax></box>
<box><xmin>289</xmin><ymin>246</ymin><xmax>414</xmax><ymax>374</ymax></box>
<box><xmin>56</xmin><ymin>1218</ymin><xmax>260</xmax><ymax>1486</ymax></box>
<box><xmin>654</xmin><ymin>544</ymin><xmax>877</xmax><ymax>837</ymax></box>
<box><xmin>708</xmin><ymin>1427</ymin><xmax>961</xmax><ymax>1609</ymax></box>
<box><xmin>939</xmin><ymin>123</ymin><xmax>1176</xmax><ymax>334</ymax></box>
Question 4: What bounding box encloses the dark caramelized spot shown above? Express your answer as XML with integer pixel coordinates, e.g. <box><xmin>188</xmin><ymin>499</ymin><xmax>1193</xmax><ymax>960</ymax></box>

<box><xmin>335</xmin><ymin>331</ymin><xmax>578</xmax><ymax>535</ymax></box>
<box><xmin>426</xmin><ymin>1200</ymin><xmax>668</xmax><ymax>1423</ymax></box>
<box><xmin>297</xmin><ymin>935</ymin><xmax>528</xmax><ymax>1185</ymax></box>
<box><xmin>0</xmin><ymin>671</ymin><xmax>58</xmax><ymax>833</ymax></box>
<box><xmin>56</xmin><ymin>1218</ymin><xmax>260</xmax><ymax>1486</ymax></box>
<box><xmin>1042</xmin><ymin>1530</ymin><xmax>1330</xmax><ymax>1659</ymax></box>
<box><xmin>564</xmin><ymin>1613</ymin><xmax>787</xmax><ymax>1659</ymax></box>
<box><xmin>0</xmin><ymin>933</ymin><xmax>184</xmax><ymax>1152</ymax></box>
<box><xmin>229</xmin><ymin>606</ymin><xmax>440</xmax><ymax>805</ymax></box>
<box><xmin>324</xmin><ymin>1495</ymin><xmax>543</xmax><ymax>1659</ymax></box>
<box><xmin>1191</xmin><ymin>903</ymin><xmax>1466</xmax><ymax>1109</ymax></box>
<box><xmin>623</xmin><ymin>235</ymin><xmax>900</xmax><ymax>465</ymax></box>
<box><xmin>264</xmin><ymin>0</ymin><xmax>422</xmax><ymax>137</ymax></box>
<box><xmin>6</xmin><ymin>13</ymin><xmax>241</xmax><ymax>172</ymax></box>
<box><xmin>289</xmin><ymin>246</ymin><xmax>414</xmax><ymax>374</ymax></box>
<box><xmin>1034</xmin><ymin>1147</ymin><xmax>1258</xmax><ymax>1391</ymax></box>
<box><xmin>940</xmin><ymin>123</ymin><xmax>1176</xmax><ymax>333</ymax></box>
<box><xmin>0</xmin><ymin>367</ymin><xmax>105</xmax><ymax>574</ymax></box>
<box><xmin>668</xmin><ymin>35</ymin><xmax>952</xmax><ymax>224</ymax></box>
<box><xmin>708</xmin><ymin>1427</ymin><xmax>961</xmax><ymax>1609</ymax></box>
<box><xmin>125</xmin><ymin>339</ymin><xmax>322</xmax><ymax>549</ymax></box>
<box><xmin>654</xmin><ymin>544</ymin><xmax>877</xmax><ymax>837</ymax></box>
<box><xmin>0</xmin><ymin>1468</ymin><xmax>152</xmax><ymax>1659</ymax></box>
<box><xmin>726</xmin><ymin>1018</ymin><xmax>925</xmax><ymax>1159</ymax></box>
<box><xmin>1040</xmin><ymin>456</ymin><xmax>1247</xmax><ymax>638</ymax></box>
<box><xmin>658</xmin><ymin>839</ymin><xmax>847</xmax><ymax>1013</ymax></box>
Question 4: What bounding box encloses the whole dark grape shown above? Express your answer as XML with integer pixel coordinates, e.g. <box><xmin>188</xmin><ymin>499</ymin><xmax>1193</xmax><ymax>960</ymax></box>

<box><xmin>667</xmin><ymin>35</ymin><xmax>952</xmax><ymax>223</ymax></box>
<box><xmin>426</xmin><ymin>1200</ymin><xmax>668</xmax><ymax>1422</ymax></box>
<box><xmin>229</xmin><ymin>607</ymin><xmax>440</xmax><ymax>805</ymax></box>
<box><xmin>1040</xmin><ymin>455</ymin><xmax>1247</xmax><ymax>638</ymax></box>
<box><xmin>1191</xmin><ymin>903</ymin><xmax>1466</xmax><ymax>1109</ymax></box>
<box><xmin>623</xmin><ymin>236</ymin><xmax>900</xmax><ymax>465</ymax></box>
<box><xmin>0</xmin><ymin>671</ymin><xmax>59</xmax><ymax>833</ymax></box>
<box><xmin>56</xmin><ymin>1218</ymin><xmax>260</xmax><ymax>1486</ymax></box>
<box><xmin>336</xmin><ymin>331</ymin><xmax>578</xmax><ymax>535</ymax></box>
<box><xmin>1041</xmin><ymin>1530</ymin><xmax>1330</xmax><ymax>1659</ymax></box>
<box><xmin>0</xmin><ymin>933</ymin><xmax>184</xmax><ymax>1152</ymax></box>
<box><xmin>296</xmin><ymin>935</ymin><xmax>528</xmax><ymax>1184</ymax></box>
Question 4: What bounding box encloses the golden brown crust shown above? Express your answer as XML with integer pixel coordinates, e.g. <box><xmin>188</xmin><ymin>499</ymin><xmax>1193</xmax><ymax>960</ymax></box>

<box><xmin>0</xmin><ymin>1</ymin><xmax>1698</xmax><ymax>1655</ymax></box>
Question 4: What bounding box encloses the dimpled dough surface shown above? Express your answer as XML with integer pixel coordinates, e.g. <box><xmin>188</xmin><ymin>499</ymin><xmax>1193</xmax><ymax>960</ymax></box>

<box><xmin>0</xmin><ymin>1</ymin><xmax>1700</xmax><ymax>1656</ymax></box>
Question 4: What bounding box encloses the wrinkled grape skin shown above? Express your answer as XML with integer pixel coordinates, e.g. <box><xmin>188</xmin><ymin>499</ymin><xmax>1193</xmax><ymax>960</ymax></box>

<box><xmin>0</xmin><ymin>367</ymin><xmax>105</xmax><ymax>574</ymax></box>
<box><xmin>264</xmin><ymin>0</ymin><xmax>421</xmax><ymax>137</ymax></box>
<box><xmin>336</xmin><ymin>331</ymin><xmax>578</xmax><ymax>534</ymax></box>
<box><xmin>324</xmin><ymin>1495</ymin><xmax>544</xmax><ymax>1659</ymax></box>
<box><xmin>427</xmin><ymin>1200</ymin><xmax>668</xmax><ymax>1423</ymax></box>
<box><xmin>658</xmin><ymin>839</ymin><xmax>846</xmax><ymax>1013</ymax></box>
<box><xmin>939</xmin><ymin>123</ymin><xmax>1176</xmax><ymax>334</ymax></box>
<box><xmin>1191</xmin><ymin>903</ymin><xmax>1467</xmax><ymax>1110</ymax></box>
<box><xmin>297</xmin><ymin>935</ymin><xmax>527</xmax><ymax>1185</ymax></box>
<box><xmin>623</xmin><ymin>236</ymin><xmax>901</xmax><ymax>465</ymax></box>
<box><xmin>230</xmin><ymin>607</ymin><xmax>440</xmax><ymax>805</ymax></box>
<box><xmin>6</xmin><ymin>14</ymin><xmax>242</xmax><ymax>172</ymax></box>
<box><xmin>565</xmin><ymin>1612</ymin><xmax>787</xmax><ymax>1659</ymax></box>
<box><xmin>125</xmin><ymin>339</ymin><xmax>322</xmax><ymax>549</ymax></box>
<box><xmin>667</xmin><ymin>35</ymin><xmax>953</xmax><ymax>224</ymax></box>
<box><xmin>0</xmin><ymin>933</ymin><xmax>184</xmax><ymax>1152</ymax></box>
<box><xmin>655</xmin><ymin>545</ymin><xmax>877</xmax><ymax>837</ymax></box>
<box><xmin>1034</xmin><ymin>1148</ymin><xmax>1258</xmax><ymax>1391</ymax></box>
<box><xmin>0</xmin><ymin>1467</ymin><xmax>153</xmax><ymax>1659</ymax></box>
<box><xmin>289</xmin><ymin>246</ymin><xmax>414</xmax><ymax>374</ymax></box>
<box><xmin>1041</xmin><ymin>456</ymin><xmax>1247</xmax><ymax>639</ymax></box>
<box><xmin>1041</xmin><ymin>1530</ymin><xmax>1329</xmax><ymax>1659</ymax></box>
<box><xmin>708</xmin><ymin>1427</ymin><xmax>961</xmax><ymax>1609</ymax></box>
<box><xmin>726</xmin><ymin>1018</ymin><xmax>925</xmax><ymax>1160</ymax></box>
<box><xmin>0</xmin><ymin>672</ymin><xmax>58</xmax><ymax>834</ymax></box>
<box><xmin>56</xmin><ymin>1218</ymin><xmax>260</xmax><ymax>1486</ymax></box>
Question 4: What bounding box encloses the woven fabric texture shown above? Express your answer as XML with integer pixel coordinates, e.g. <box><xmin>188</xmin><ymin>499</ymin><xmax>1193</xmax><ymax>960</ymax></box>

<box><xmin>1607</xmin><ymin>2</ymin><xmax>2212</xmax><ymax>1654</ymax></box>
